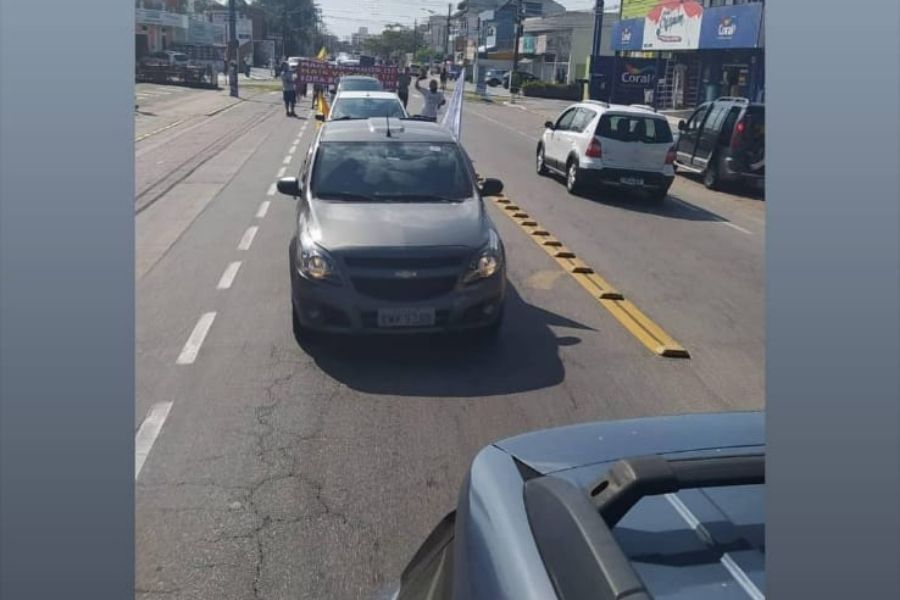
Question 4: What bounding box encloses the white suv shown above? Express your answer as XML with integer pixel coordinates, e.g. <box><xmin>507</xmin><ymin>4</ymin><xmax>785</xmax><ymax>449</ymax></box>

<box><xmin>536</xmin><ymin>101</ymin><xmax>676</xmax><ymax>199</ymax></box>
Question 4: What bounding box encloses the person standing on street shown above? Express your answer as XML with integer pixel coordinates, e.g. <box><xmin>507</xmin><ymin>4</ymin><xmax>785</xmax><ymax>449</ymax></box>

<box><xmin>439</xmin><ymin>66</ymin><xmax>448</xmax><ymax>92</ymax></box>
<box><xmin>280</xmin><ymin>62</ymin><xmax>297</xmax><ymax>117</ymax></box>
<box><xmin>414</xmin><ymin>76</ymin><xmax>446</xmax><ymax>121</ymax></box>
<box><xmin>397</xmin><ymin>67</ymin><xmax>412</xmax><ymax>110</ymax></box>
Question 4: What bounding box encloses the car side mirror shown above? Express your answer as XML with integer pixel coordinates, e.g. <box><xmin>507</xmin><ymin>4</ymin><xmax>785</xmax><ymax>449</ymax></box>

<box><xmin>276</xmin><ymin>177</ymin><xmax>302</xmax><ymax>197</ymax></box>
<box><xmin>678</xmin><ymin>120</ymin><xmax>686</xmax><ymax>131</ymax></box>
<box><xmin>315</xmin><ymin>113</ymin><xmax>325</xmax><ymax>122</ymax></box>
<box><xmin>480</xmin><ymin>178</ymin><xmax>504</xmax><ymax>197</ymax></box>
<box><xmin>544</xmin><ymin>121</ymin><xmax>555</xmax><ymax>130</ymax></box>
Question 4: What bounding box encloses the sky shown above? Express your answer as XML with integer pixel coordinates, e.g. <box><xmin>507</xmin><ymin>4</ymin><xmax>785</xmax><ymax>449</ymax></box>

<box><xmin>312</xmin><ymin>1</ymin><xmax>621</xmax><ymax>39</ymax></box>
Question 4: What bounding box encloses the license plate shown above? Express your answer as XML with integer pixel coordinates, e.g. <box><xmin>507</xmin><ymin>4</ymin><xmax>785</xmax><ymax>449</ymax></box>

<box><xmin>377</xmin><ymin>308</ymin><xmax>436</xmax><ymax>328</ymax></box>
<box><xmin>620</xmin><ymin>177</ymin><xmax>644</xmax><ymax>186</ymax></box>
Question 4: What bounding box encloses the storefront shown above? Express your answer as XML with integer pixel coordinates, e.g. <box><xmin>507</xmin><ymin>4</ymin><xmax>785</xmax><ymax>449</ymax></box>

<box><xmin>135</xmin><ymin>8</ymin><xmax>189</xmax><ymax>57</ymax></box>
<box><xmin>611</xmin><ymin>1</ymin><xmax>765</xmax><ymax>109</ymax></box>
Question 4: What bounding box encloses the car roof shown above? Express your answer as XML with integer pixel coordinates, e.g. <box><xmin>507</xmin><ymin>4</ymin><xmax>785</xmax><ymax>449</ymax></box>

<box><xmin>574</xmin><ymin>101</ymin><xmax>667</xmax><ymax>118</ymax></box>
<box><xmin>333</xmin><ymin>91</ymin><xmax>401</xmax><ymax>101</ymax></box>
<box><xmin>339</xmin><ymin>75</ymin><xmax>380</xmax><ymax>81</ymax></box>
<box><xmin>319</xmin><ymin>118</ymin><xmax>457</xmax><ymax>144</ymax></box>
<box><xmin>489</xmin><ymin>412</ymin><xmax>765</xmax><ymax>600</ymax></box>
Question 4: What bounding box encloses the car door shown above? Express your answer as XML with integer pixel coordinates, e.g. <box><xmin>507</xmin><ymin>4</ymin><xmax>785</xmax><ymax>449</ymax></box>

<box><xmin>545</xmin><ymin>108</ymin><xmax>578</xmax><ymax>169</ymax></box>
<box><xmin>692</xmin><ymin>102</ymin><xmax>730</xmax><ymax>169</ymax></box>
<box><xmin>675</xmin><ymin>103</ymin><xmax>710</xmax><ymax>165</ymax></box>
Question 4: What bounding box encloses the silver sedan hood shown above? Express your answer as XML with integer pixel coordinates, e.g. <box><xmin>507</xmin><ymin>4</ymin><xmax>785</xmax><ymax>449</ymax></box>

<box><xmin>307</xmin><ymin>197</ymin><xmax>489</xmax><ymax>250</ymax></box>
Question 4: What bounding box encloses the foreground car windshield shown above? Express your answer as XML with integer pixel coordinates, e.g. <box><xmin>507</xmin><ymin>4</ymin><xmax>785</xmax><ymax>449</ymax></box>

<box><xmin>312</xmin><ymin>142</ymin><xmax>472</xmax><ymax>201</ymax></box>
<box><xmin>331</xmin><ymin>99</ymin><xmax>405</xmax><ymax>120</ymax></box>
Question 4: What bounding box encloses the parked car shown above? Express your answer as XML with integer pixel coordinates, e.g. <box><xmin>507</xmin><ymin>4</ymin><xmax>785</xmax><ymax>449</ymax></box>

<box><xmin>674</xmin><ymin>97</ymin><xmax>765</xmax><ymax>190</ymax></box>
<box><xmin>322</xmin><ymin>91</ymin><xmax>408</xmax><ymax>122</ymax></box>
<box><xmin>485</xmin><ymin>69</ymin><xmax>508</xmax><ymax>87</ymax></box>
<box><xmin>335</xmin><ymin>75</ymin><xmax>383</xmax><ymax>93</ymax></box>
<box><xmin>139</xmin><ymin>50</ymin><xmax>190</xmax><ymax>68</ymax></box>
<box><xmin>392</xmin><ymin>411</ymin><xmax>765</xmax><ymax>600</ymax></box>
<box><xmin>277</xmin><ymin>118</ymin><xmax>507</xmax><ymax>338</ymax></box>
<box><xmin>537</xmin><ymin>101</ymin><xmax>676</xmax><ymax>199</ymax></box>
<box><xmin>502</xmin><ymin>70</ymin><xmax>539</xmax><ymax>90</ymax></box>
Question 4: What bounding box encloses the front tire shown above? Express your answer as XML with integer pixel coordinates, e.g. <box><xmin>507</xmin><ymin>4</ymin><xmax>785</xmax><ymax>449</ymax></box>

<box><xmin>536</xmin><ymin>145</ymin><xmax>548</xmax><ymax>176</ymax></box>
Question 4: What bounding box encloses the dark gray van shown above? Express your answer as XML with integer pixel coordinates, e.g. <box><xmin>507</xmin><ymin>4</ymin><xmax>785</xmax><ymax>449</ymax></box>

<box><xmin>675</xmin><ymin>97</ymin><xmax>765</xmax><ymax>191</ymax></box>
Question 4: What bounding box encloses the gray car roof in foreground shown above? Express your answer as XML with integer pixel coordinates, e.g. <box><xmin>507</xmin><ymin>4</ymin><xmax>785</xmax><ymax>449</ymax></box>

<box><xmin>319</xmin><ymin>118</ymin><xmax>458</xmax><ymax>144</ymax></box>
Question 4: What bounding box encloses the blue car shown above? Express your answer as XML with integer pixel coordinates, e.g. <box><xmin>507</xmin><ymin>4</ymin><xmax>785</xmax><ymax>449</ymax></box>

<box><xmin>393</xmin><ymin>411</ymin><xmax>765</xmax><ymax>600</ymax></box>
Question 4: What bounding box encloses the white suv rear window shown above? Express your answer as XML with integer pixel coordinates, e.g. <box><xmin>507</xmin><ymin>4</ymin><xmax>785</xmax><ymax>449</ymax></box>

<box><xmin>597</xmin><ymin>115</ymin><xmax>673</xmax><ymax>144</ymax></box>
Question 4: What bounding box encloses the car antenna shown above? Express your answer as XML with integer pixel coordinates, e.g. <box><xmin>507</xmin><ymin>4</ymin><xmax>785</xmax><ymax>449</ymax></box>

<box><xmin>385</xmin><ymin>108</ymin><xmax>392</xmax><ymax>138</ymax></box>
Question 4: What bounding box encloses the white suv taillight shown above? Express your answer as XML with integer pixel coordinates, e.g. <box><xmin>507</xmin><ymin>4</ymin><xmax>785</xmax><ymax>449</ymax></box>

<box><xmin>586</xmin><ymin>137</ymin><xmax>602</xmax><ymax>158</ymax></box>
<box><xmin>665</xmin><ymin>146</ymin><xmax>676</xmax><ymax>165</ymax></box>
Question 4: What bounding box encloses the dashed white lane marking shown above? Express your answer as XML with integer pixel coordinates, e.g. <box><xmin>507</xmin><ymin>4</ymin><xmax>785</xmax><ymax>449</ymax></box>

<box><xmin>238</xmin><ymin>226</ymin><xmax>259</xmax><ymax>251</ymax></box>
<box><xmin>176</xmin><ymin>312</ymin><xmax>217</xmax><ymax>365</ymax></box>
<box><xmin>135</xmin><ymin>401</ymin><xmax>174</xmax><ymax>479</ymax></box>
<box><xmin>283</xmin><ymin>155</ymin><xmax>292</xmax><ymax>164</ymax></box>
<box><xmin>267</xmin><ymin>182</ymin><xmax>277</xmax><ymax>196</ymax></box>
<box><xmin>293</xmin><ymin>138</ymin><xmax>301</xmax><ymax>145</ymax></box>
<box><xmin>722</xmin><ymin>221</ymin><xmax>753</xmax><ymax>235</ymax></box>
<box><xmin>256</xmin><ymin>200</ymin><xmax>271</xmax><ymax>218</ymax></box>
<box><xmin>217</xmin><ymin>261</ymin><xmax>242</xmax><ymax>290</ymax></box>
<box><xmin>277</xmin><ymin>167</ymin><xmax>287</xmax><ymax>178</ymax></box>
<box><xmin>289</xmin><ymin>145</ymin><xmax>297</xmax><ymax>154</ymax></box>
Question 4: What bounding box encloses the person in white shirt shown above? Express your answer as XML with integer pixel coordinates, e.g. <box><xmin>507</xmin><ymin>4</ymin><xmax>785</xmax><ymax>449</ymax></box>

<box><xmin>414</xmin><ymin>77</ymin><xmax>446</xmax><ymax>121</ymax></box>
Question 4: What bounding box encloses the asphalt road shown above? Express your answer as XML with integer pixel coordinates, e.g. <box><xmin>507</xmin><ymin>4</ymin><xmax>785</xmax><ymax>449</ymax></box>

<box><xmin>135</xmin><ymin>84</ymin><xmax>764</xmax><ymax>599</ymax></box>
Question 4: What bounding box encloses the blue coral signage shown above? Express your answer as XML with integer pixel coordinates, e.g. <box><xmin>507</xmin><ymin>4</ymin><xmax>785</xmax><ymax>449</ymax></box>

<box><xmin>612</xmin><ymin>18</ymin><xmax>645</xmax><ymax>51</ymax></box>
<box><xmin>699</xmin><ymin>3</ymin><xmax>764</xmax><ymax>49</ymax></box>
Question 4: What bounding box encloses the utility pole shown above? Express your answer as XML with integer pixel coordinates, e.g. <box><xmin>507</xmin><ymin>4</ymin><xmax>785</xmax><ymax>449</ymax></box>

<box><xmin>228</xmin><ymin>0</ymin><xmax>238</xmax><ymax>97</ymax></box>
<box><xmin>589</xmin><ymin>0</ymin><xmax>605</xmax><ymax>101</ymax></box>
<box><xmin>445</xmin><ymin>3</ymin><xmax>452</xmax><ymax>61</ymax></box>
<box><xmin>510</xmin><ymin>0</ymin><xmax>523</xmax><ymax>100</ymax></box>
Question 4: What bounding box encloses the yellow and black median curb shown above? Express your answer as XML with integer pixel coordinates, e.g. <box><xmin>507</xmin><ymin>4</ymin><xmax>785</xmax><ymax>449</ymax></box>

<box><xmin>477</xmin><ymin>174</ymin><xmax>690</xmax><ymax>359</ymax></box>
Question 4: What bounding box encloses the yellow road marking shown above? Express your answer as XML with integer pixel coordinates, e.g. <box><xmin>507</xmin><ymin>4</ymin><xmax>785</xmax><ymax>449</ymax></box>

<box><xmin>479</xmin><ymin>174</ymin><xmax>689</xmax><ymax>358</ymax></box>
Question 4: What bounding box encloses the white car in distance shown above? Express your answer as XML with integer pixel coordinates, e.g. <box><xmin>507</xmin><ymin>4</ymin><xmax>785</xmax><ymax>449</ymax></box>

<box><xmin>322</xmin><ymin>91</ymin><xmax>408</xmax><ymax>122</ymax></box>
<box><xmin>537</xmin><ymin>101</ymin><xmax>677</xmax><ymax>200</ymax></box>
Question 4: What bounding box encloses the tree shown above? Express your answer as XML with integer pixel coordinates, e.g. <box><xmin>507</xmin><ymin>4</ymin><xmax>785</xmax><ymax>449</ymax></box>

<box><xmin>254</xmin><ymin>0</ymin><xmax>322</xmax><ymax>56</ymax></box>
<box><xmin>362</xmin><ymin>24</ymin><xmax>418</xmax><ymax>63</ymax></box>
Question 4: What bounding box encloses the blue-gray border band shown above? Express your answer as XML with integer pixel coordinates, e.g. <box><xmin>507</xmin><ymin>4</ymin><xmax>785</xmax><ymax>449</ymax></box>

<box><xmin>1</xmin><ymin>1</ymin><xmax>135</xmax><ymax>598</ymax></box>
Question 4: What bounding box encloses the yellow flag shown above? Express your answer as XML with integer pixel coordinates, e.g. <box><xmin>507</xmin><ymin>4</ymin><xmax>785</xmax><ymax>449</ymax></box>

<box><xmin>317</xmin><ymin>93</ymin><xmax>330</xmax><ymax>121</ymax></box>
<box><xmin>316</xmin><ymin>47</ymin><xmax>328</xmax><ymax>61</ymax></box>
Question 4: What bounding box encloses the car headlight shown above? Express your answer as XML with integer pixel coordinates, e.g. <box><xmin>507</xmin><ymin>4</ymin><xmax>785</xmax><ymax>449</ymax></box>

<box><xmin>463</xmin><ymin>230</ymin><xmax>503</xmax><ymax>284</ymax></box>
<box><xmin>295</xmin><ymin>235</ymin><xmax>341</xmax><ymax>284</ymax></box>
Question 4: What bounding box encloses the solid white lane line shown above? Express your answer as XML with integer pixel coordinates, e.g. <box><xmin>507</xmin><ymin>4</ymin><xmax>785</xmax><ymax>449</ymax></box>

<box><xmin>283</xmin><ymin>155</ymin><xmax>292</xmax><ymax>164</ymax></box>
<box><xmin>256</xmin><ymin>200</ymin><xmax>271</xmax><ymax>219</ymax></box>
<box><xmin>267</xmin><ymin>182</ymin><xmax>277</xmax><ymax>196</ymax></box>
<box><xmin>238</xmin><ymin>226</ymin><xmax>259</xmax><ymax>251</ymax></box>
<box><xmin>289</xmin><ymin>145</ymin><xmax>297</xmax><ymax>154</ymax></box>
<box><xmin>217</xmin><ymin>261</ymin><xmax>242</xmax><ymax>290</ymax></box>
<box><xmin>277</xmin><ymin>167</ymin><xmax>287</xmax><ymax>178</ymax></box>
<box><xmin>176</xmin><ymin>312</ymin><xmax>217</xmax><ymax>365</ymax></box>
<box><xmin>134</xmin><ymin>401</ymin><xmax>174</xmax><ymax>479</ymax></box>
<box><xmin>722</xmin><ymin>221</ymin><xmax>753</xmax><ymax>235</ymax></box>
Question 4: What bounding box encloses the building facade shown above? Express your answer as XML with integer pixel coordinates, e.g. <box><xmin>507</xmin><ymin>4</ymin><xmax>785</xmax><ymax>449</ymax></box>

<box><xmin>611</xmin><ymin>0</ymin><xmax>765</xmax><ymax>109</ymax></box>
<box><xmin>520</xmin><ymin>9</ymin><xmax>619</xmax><ymax>85</ymax></box>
